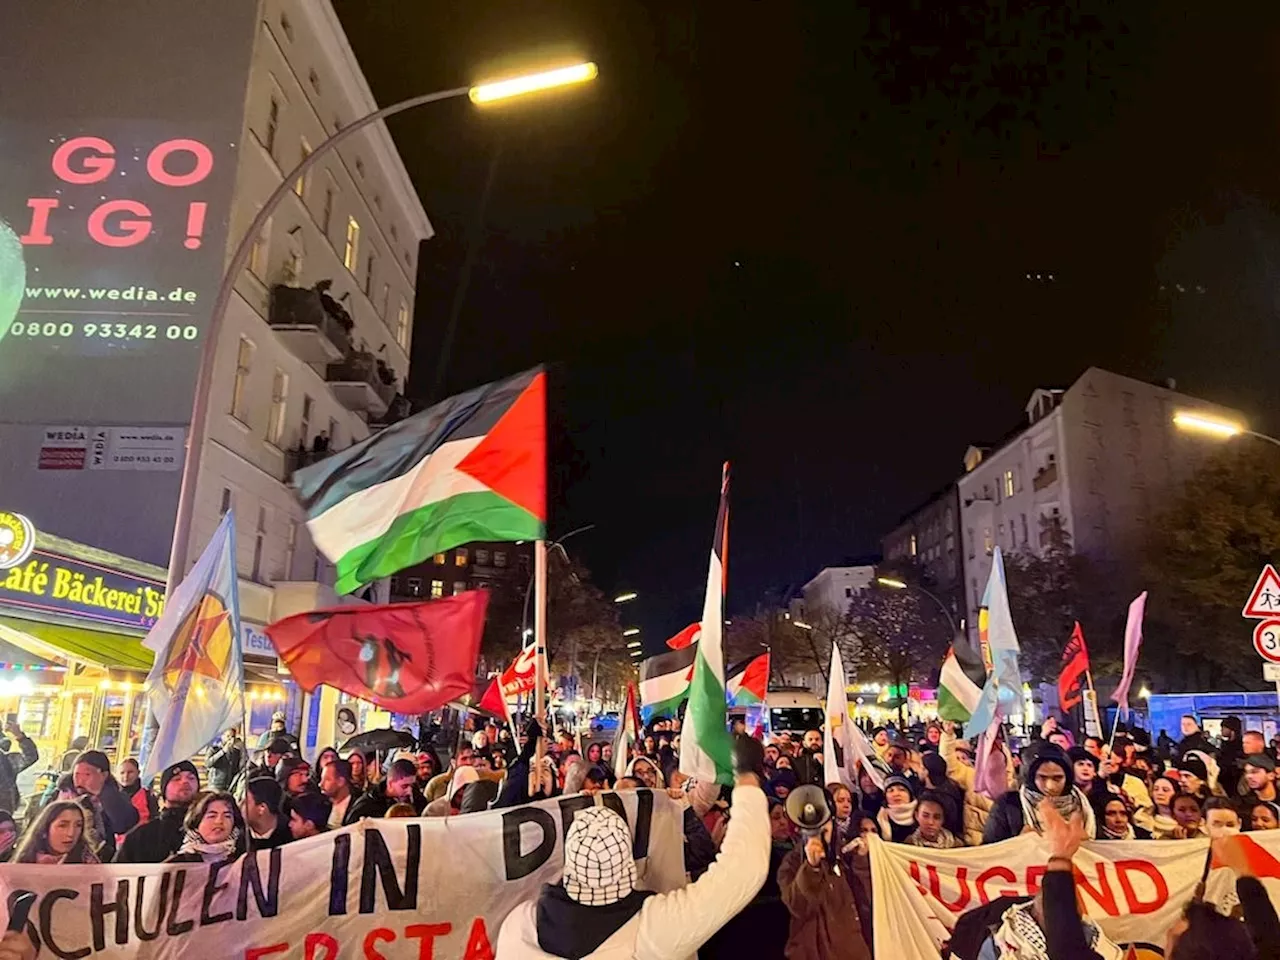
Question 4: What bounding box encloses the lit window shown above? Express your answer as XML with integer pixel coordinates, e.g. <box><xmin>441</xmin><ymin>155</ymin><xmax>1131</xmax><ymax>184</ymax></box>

<box><xmin>1004</xmin><ymin>470</ymin><xmax>1015</xmax><ymax>498</ymax></box>
<box><xmin>453</xmin><ymin>581</ymin><xmax>466</xmax><ymax>595</ymax></box>
<box><xmin>294</xmin><ymin>139</ymin><xmax>311</xmax><ymax>197</ymax></box>
<box><xmin>265</xmin><ymin>96</ymin><xmax>280</xmax><ymax>157</ymax></box>
<box><xmin>475</xmin><ymin>549</ymin><xmax>490</xmax><ymax>565</ymax></box>
<box><xmin>395</xmin><ymin>298</ymin><xmax>410</xmax><ymax>350</ymax></box>
<box><xmin>433</xmin><ymin>553</ymin><xmax>446</xmax><ymax>565</ymax></box>
<box><xmin>248</xmin><ymin>216</ymin><xmax>271</xmax><ymax>278</ymax></box>
<box><xmin>455</xmin><ymin>549</ymin><xmax>468</xmax><ymax>566</ymax></box>
<box><xmin>430</xmin><ymin>579</ymin><xmax>443</xmax><ymax>599</ymax></box>
<box><xmin>343</xmin><ymin>216</ymin><xmax>360</xmax><ymax>271</ymax></box>
<box><xmin>284</xmin><ymin>520</ymin><xmax>298</xmax><ymax>579</ymax></box>
<box><xmin>408</xmin><ymin>577</ymin><xmax>423</xmax><ymax>597</ymax></box>
<box><xmin>266</xmin><ymin>368</ymin><xmax>289</xmax><ymax>445</ymax></box>
<box><xmin>231</xmin><ymin>338</ymin><xmax>254</xmax><ymax>421</ymax></box>
<box><xmin>494</xmin><ymin>551</ymin><xmax>507</xmax><ymax>567</ymax></box>
<box><xmin>909</xmin><ymin>534</ymin><xmax>917</xmax><ymax>557</ymax></box>
<box><xmin>983</xmin><ymin>528</ymin><xmax>993</xmax><ymax>556</ymax></box>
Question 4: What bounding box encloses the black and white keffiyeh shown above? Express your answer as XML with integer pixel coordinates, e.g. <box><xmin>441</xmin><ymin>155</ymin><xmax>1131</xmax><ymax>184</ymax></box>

<box><xmin>562</xmin><ymin>807</ymin><xmax>636</xmax><ymax>906</ymax></box>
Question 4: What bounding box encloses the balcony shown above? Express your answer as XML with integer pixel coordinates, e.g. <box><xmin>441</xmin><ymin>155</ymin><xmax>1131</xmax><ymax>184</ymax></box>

<box><xmin>326</xmin><ymin>351</ymin><xmax>395</xmax><ymax>418</ymax></box>
<box><xmin>269</xmin><ymin>285</ymin><xmax>353</xmax><ymax>365</ymax></box>
<box><xmin>1032</xmin><ymin>462</ymin><xmax>1059</xmax><ymax>492</ymax></box>
<box><xmin>285</xmin><ymin>447</ymin><xmax>335</xmax><ymax>477</ymax></box>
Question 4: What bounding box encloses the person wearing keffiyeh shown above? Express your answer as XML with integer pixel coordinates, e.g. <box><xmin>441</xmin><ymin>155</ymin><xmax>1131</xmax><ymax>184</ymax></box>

<box><xmin>983</xmin><ymin>747</ymin><xmax>1096</xmax><ymax>844</ymax></box>
<box><xmin>166</xmin><ymin>792</ymin><xmax>246</xmax><ymax>864</ymax></box>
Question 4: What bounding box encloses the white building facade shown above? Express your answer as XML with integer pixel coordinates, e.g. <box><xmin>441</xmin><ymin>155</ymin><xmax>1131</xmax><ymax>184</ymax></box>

<box><xmin>958</xmin><ymin>368</ymin><xmax>1246</xmax><ymax>642</ymax></box>
<box><xmin>799</xmin><ymin>565</ymin><xmax>876</xmax><ymax>622</ymax></box>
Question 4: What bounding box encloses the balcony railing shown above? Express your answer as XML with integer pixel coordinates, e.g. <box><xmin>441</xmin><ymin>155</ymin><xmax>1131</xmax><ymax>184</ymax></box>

<box><xmin>1032</xmin><ymin>462</ymin><xmax>1059</xmax><ymax>492</ymax></box>
<box><xmin>326</xmin><ymin>352</ymin><xmax>395</xmax><ymax>418</ymax></box>
<box><xmin>269</xmin><ymin>285</ymin><xmax>353</xmax><ymax>364</ymax></box>
<box><xmin>285</xmin><ymin>447</ymin><xmax>335</xmax><ymax>476</ymax></box>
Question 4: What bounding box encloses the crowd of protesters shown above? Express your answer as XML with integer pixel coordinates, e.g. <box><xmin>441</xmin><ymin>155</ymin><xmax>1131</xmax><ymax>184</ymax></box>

<box><xmin>1</xmin><ymin>705</ymin><xmax>1280</xmax><ymax>960</ymax></box>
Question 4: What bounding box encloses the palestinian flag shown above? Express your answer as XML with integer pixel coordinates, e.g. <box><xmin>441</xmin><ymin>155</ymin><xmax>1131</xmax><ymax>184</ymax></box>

<box><xmin>639</xmin><ymin>645</ymin><xmax>695</xmax><ymax>723</ymax></box>
<box><xmin>679</xmin><ymin>463</ymin><xmax>735</xmax><ymax>786</ymax></box>
<box><xmin>293</xmin><ymin>368</ymin><xmax>546</xmax><ymax>594</ymax></box>
<box><xmin>613</xmin><ymin>683</ymin><xmax>643</xmax><ymax>781</ymax></box>
<box><xmin>726</xmin><ymin>652</ymin><xmax>769</xmax><ymax>706</ymax></box>
<box><xmin>938</xmin><ymin>636</ymin><xmax>986</xmax><ymax>724</ymax></box>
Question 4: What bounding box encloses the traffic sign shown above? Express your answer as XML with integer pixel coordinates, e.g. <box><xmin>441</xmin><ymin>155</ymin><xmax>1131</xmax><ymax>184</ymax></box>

<box><xmin>1253</xmin><ymin>619</ymin><xmax>1280</xmax><ymax>662</ymax></box>
<box><xmin>1243</xmin><ymin>564</ymin><xmax>1280</xmax><ymax>619</ymax></box>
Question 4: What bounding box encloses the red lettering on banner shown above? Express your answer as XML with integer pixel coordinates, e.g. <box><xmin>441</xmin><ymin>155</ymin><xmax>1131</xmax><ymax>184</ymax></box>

<box><xmin>1115</xmin><ymin>859</ymin><xmax>1169</xmax><ymax>915</ymax></box>
<box><xmin>908</xmin><ymin>859</ymin><xmax>928</xmax><ymax>897</ymax></box>
<box><xmin>146</xmin><ymin>139</ymin><xmax>214</xmax><ymax>187</ymax></box>
<box><xmin>926</xmin><ymin>865</ymin><xmax>972</xmax><ymax>911</ymax></box>
<box><xmin>305</xmin><ymin>932</ymin><xmax>340</xmax><ymax>959</ymax></box>
<box><xmin>52</xmin><ymin>137</ymin><xmax>115</xmax><ymax>183</ymax></box>
<box><xmin>1025</xmin><ymin>865</ymin><xmax>1046</xmax><ymax>897</ymax></box>
<box><xmin>406</xmin><ymin>923</ymin><xmax>452</xmax><ymax>959</ymax></box>
<box><xmin>19</xmin><ymin>198</ymin><xmax>57</xmax><ymax>244</ymax></box>
<box><xmin>245</xmin><ymin>945</ymin><xmax>288</xmax><ymax>960</ymax></box>
<box><xmin>1073</xmin><ymin>866</ymin><xmax>1119</xmax><ymax>916</ymax></box>
<box><xmin>975</xmin><ymin>865</ymin><xmax>1019</xmax><ymax>904</ymax></box>
<box><xmin>87</xmin><ymin>200</ymin><xmax>153</xmax><ymax>247</ymax></box>
<box><xmin>364</xmin><ymin>928</ymin><xmax>395</xmax><ymax>960</ymax></box>
<box><xmin>463</xmin><ymin>918</ymin><xmax>495</xmax><ymax>960</ymax></box>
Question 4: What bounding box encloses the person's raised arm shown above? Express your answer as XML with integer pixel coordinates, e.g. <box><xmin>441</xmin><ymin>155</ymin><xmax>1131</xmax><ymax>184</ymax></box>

<box><xmin>1040</xmin><ymin>799</ymin><xmax>1103</xmax><ymax>960</ymax></box>
<box><xmin>1213</xmin><ymin>835</ymin><xmax>1280</xmax><ymax>960</ymax></box>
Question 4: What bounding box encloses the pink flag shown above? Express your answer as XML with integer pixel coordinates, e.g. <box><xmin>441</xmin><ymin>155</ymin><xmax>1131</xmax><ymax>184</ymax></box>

<box><xmin>1111</xmin><ymin>591</ymin><xmax>1148</xmax><ymax>713</ymax></box>
<box><xmin>971</xmin><ymin>711</ymin><xmax>1006</xmax><ymax>800</ymax></box>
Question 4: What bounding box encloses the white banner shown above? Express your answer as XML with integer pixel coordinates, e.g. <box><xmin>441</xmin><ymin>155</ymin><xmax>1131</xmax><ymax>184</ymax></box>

<box><xmin>869</xmin><ymin>832</ymin><xmax>1280</xmax><ymax>959</ymax></box>
<box><xmin>0</xmin><ymin>790</ymin><xmax>686</xmax><ymax>959</ymax></box>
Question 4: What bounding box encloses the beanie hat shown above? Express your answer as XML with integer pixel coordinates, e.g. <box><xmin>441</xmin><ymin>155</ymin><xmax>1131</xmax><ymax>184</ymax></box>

<box><xmin>266</xmin><ymin>737</ymin><xmax>294</xmax><ymax>757</ymax></box>
<box><xmin>160</xmin><ymin>760</ymin><xmax>199</xmax><ymax>797</ymax></box>
<box><xmin>1223</xmin><ymin>715</ymin><xmax>1243</xmax><ymax>736</ymax></box>
<box><xmin>76</xmin><ymin>750</ymin><xmax>110</xmax><ymax>773</ymax></box>
<box><xmin>922</xmin><ymin>751</ymin><xmax>948</xmax><ymax>784</ymax></box>
<box><xmin>276</xmin><ymin>755</ymin><xmax>310</xmax><ymax>785</ymax></box>
<box><xmin>883</xmin><ymin>774</ymin><xmax>917</xmax><ymax>800</ymax></box>
<box><xmin>1178</xmin><ymin>754</ymin><xmax>1209</xmax><ymax>782</ymax></box>
<box><xmin>562</xmin><ymin>807</ymin><xmax>636</xmax><ymax>906</ymax></box>
<box><xmin>1245</xmin><ymin>753</ymin><xmax>1277</xmax><ymax>773</ymax></box>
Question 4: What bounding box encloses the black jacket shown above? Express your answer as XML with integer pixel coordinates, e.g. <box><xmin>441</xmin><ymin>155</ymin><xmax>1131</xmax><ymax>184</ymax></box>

<box><xmin>94</xmin><ymin>778</ymin><xmax>140</xmax><ymax>859</ymax></box>
<box><xmin>982</xmin><ymin>791</ymin><xmax>1027</xmax><ymax>844</ymax></box>
<box><xmin>0</xmin><ymin>734</ymin><xmax>38</xmax><ymax>812</ymax></box>
<box><xmin>792</xmin><ymin>751</ymin><xmax>824</xmax><ymax>787</ymax></box>
<box><xmin>346</xmin><ymin>781</ymin><xmax>424</xmax><ymax>821</ymax></box>
<box><xmin>249</xmin><ymin>817</ymin><xmax>293</xmax><ymax>850</ymax></box>
<box><xmin>114</xmin><ymin>804</ymin><xmax>188</xmax><ymax>863</ymax></box>
<box><xmin>535</xmin><ymin>883</ymin><xmax>652</xmax><ymax>959</ymax></box>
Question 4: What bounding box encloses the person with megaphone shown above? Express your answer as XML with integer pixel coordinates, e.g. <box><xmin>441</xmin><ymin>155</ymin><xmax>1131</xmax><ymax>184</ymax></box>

<box><xmin>776</xmin><ymin>784</ymin><xmax>873</xmax><ymax>960</ymax></box>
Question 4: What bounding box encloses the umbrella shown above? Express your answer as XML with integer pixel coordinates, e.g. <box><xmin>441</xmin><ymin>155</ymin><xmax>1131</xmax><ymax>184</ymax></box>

<box><xmin>340</xmin><ymin>729</ymin><xmax>415</xmax><ymax>754</ymax></box>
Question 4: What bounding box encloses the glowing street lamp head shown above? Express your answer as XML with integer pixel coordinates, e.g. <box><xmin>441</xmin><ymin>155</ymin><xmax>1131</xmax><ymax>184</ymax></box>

<box><xmin>469</xmin><ymin>62</ymin><xmax>598</xmax><ymax>105</ymax></box>
<box><xmin>614</xmin><ymin>591</ymin><xmax>638</xmax><ymax>604</ymax></box>
<box><xmin>1173</xmin><ymin>411</ymin><xmax>1243</xmax><ymax>439</ymax></box>
<box><xmin>622</xmin><ymin>627</ymin><xmax>640</xmax><ymax>638</ymax></box>
<box><xmin>877</xmin><ymin>577</ymin><xmax>908</xmax><ymax>590</ymax></box>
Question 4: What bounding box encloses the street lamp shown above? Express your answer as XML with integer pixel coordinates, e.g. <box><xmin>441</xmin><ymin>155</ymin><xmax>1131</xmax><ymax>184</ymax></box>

<box><xmin>614</xmin><ymin>592</ymin><xmax>638</xmax><ymax>604</ymax></box>
<box><xmin>164</xmin><ymin>61</ymin><xmax>600</xmax><ymax>595</ymax></box>
<box><xmin>1172</xmin><ymin>411</ymin><xmax>1280</xmax><ymax>448</ymax></box>
<box><xmin>793</xmin><ymin>621</ymin><xmax>813</xmax><ymax>631</ymax></box>
<box><xmin>876</xmin><ymin>576</ymin><xmax>961</xmax><ymax>642</ymax></box>
<box><xmin>622</xmin><ymin>627</ymin><xmax>640</xmax><ymax>638</ymax></box>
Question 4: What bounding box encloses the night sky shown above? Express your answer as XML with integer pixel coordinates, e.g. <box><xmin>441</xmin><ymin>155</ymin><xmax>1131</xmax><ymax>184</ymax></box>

<box><xmin>336</xmin><ymin>2</ymin><xmax>1280</xmax><ymax>649</ymax></box>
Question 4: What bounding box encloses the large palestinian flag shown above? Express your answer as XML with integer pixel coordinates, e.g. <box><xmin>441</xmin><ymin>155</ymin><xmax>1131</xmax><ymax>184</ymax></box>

<box><xmin>294</xmin><ymin>367</ymin><xmax>546</xmax><ymax>594</ymax></box>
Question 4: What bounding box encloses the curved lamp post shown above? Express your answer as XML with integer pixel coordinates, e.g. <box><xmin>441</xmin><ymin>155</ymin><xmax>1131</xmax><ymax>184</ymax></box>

<box><xmin>1172</xmin><ymin>411</ymin><xmax>1280</xmax><ymax>449</ymax></box>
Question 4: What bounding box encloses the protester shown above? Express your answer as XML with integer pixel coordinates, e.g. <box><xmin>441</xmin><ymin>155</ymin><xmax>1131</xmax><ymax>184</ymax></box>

<box><xmin>1169</xmin><ymin>793</ymin><xmax>1205</xmax><ymax>838</ymax></box>
<box><xmin>386</xmin><ymin>803</ymin><xmax>418</xmax><ymax>818</ymax></box>
<box><xmin>348</xmin><ymin>758</ymin><xmax>424</xmax><ymax>819</ymax></box>
<box><xmin>1203</xmin><ymin>797</ymin><xmax>1242</xmax><ymax>838</ymax></box>
<box><xmin>1241</xmin><ymin>754</ymin><xmax>1278</xmax><ymax>805</ymax></box>
<box><xmin>0</xmin><ymin>810</ymin><xmax>16</xmax><ymax>863</ymax></box>
<box><xmin>243</xmin><ymin>777</ymin><xmax>292</xmax><ymax>849</ymax></box>
<box><xmin>627</xmin><ymin>756</ymin><xmax>665</xmax><ymax>790</ymax></box>
<box><xmin>777</xmin><ymin>818</ymin><xmax>873</xmax><ymax>960</ymax></box>
<box><xmin>277</xmin><ymin>756</ymin><xmax>313</xmax><ymax>798</ymax></box>
<box><xmin>71</xmin><ymin>749</ymin><xmax>138</xmax><ymax>860</ymax></box>
<box><xmin>1150</xmin><ymin>775</ymin><xmax>1181</xmax><ymax>839</ymax></box>
<box><xmin>0</xmin><ymin>720</ymin><xmax>37</xmax><ymax>813</ymax></box>
<box><xmin>941</xmin><ymin>722</ymin><xmax>1007</xmax><ymax>845</ymax></box>
<box><xmin>1175</xmin><ymin>716</ymin><xmax>1213</xmax><ymax>761</ymax></box>
<box><xmin>768</xmin><ymin>768</ymin><xmax>799</xmax><ymax>802</ymax></box>
<box><xmin>13</xmin><ymin>800</ymin><xmax>98</xmax><ymax>864</ymax></box>
<box><xmin>878</xmin><ymin>774</ymin><xmax>919</xmax><ymax>843</ymax></box>
<box><xmin>1177</xmin><ymin>752</ymin><xmax>1220</xmax><ymax>802</ymax></box>
<box><xmin>791</xmin><ymin>730</ymin><xmax>825</xmax><ymax>786</ymax></box>
<box><xmin>257</xmin><ymin>711</ymin><xmax>298</xmax><ymax>750</ymax></box>
<box><xmin>858</xmin><ymin>767</ymin><xmax>885</xmax><ymax>820</ymax></box>
<box><xmin>320</xmin><ymin>758</ymin><xmax>360</xmax><ymax>827</ymax></box>
<box><xmin>167</xmin><ymin>791</ymin><xmax>246</xmax><ymax>863</ymax></box>
<box><xmin>344</xmin><ymin>749</ymin><xmax>368</xmax><ymax>791</ymax></box>
<box><xmin>206</xmin><ymin>728</ymin><xmax>245</xmax><ymax>792</ymax></box>
<box><xmin>1250</xmin><ymin>800</ymin><xmax>1280</xmax><ymax>831</ymax></box>
<box><xmin>117</xmin><ymin>757</ymin><xmax>158</xmax><ymax>827</ymax></box>
<box><xmin>830</xmin><ymin>783</ymin><xmax>855</xmax><ymax>849</ymax></box>
<box><xmin>311</xmin><ymin>747</ymin><xmax>340</xmax><ymax>785</ymax></box>
<box><xmin>921</xmin><ymin>751</ymin><xmax>967</xmax><ymax>840</ymax></box>
<box><xmin>115</xmin><ymin>760</ymin><xmax>201</xmax><ymax>863</ymax></box>
<box><xmin>1094</xmin><ymin>795</ymin><xmax>1150</xmax><ymax>840</ymax></box>
<box><xmin>288</xmin><ymin>792</ymin><xmax>331</xmax><ymax>840</ymax></box>
<box><xmin>984</xmin><ymin>747</ymin><xmax>1095</xmax><ymax>843</ymax></box>
<box><xmin>496</xmin><ymin>736</ymin><xmax>770</xmax><ymax>959</ymax></box>
<box><xmin>906</xmin><ymin>790</ymin><xmax>964</xmax><ymax>848</ymax></box>
<box><xmin>250</xmin><ymin>737</ymin><xmax>294</xmax><ymax>781</ymax></box>
<box><xmin>1068</xmin><ymin>747</ymin><xmax>1112</xmax><ymax>809</ymax></box>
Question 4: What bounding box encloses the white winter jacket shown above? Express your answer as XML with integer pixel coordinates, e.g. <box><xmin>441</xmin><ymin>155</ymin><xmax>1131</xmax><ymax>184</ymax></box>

<box><xmin>496</xmin><ymin>783</ymin><xmax>769</xmax><ymax>959</ymax></box>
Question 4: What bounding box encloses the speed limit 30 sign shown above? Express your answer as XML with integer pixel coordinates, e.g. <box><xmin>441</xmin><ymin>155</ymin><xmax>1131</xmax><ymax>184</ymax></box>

<box><xmin>1253</xmin><ymin>619</ymin><xmax>1280</xmax><ymax>662</ymax></box>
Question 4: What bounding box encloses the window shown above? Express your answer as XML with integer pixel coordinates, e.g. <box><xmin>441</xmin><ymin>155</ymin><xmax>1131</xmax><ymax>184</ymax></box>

<box><xmin>430</xmin><ymin>579</ymin><xmax>443</xmax><ymax>599</ymax></box>
<box><xmin>248</xmin><ymin>217</ymin><xmax>271</xmax><ymax>279</ymax></box>
<box><xmin>284</xmin><ymin>520</ymin><xmax>298</xmax><ymax>579</ymax></box>
<box><xmin>294</xmin><ymin>139</ymin><xmax>311</xmax><ymax>197</ymax></box>
<box><xmin>264</xmin><ymin>95</ymin><xmax>281</xmax><ymax>159</ymax></box>
<box><xmin>389</xmin><ymin>576</ymin><xmax>401</xmax><ymax>596</ymax></box>
<box><xmin>433</xmin><ymin>553</ymin><xmax>446</xmax><ymax>565</ymax></box>
<box><xmin>321</xmin><ymin>180</ymin><xmax>335</xmax><ymax>235</ymax></box>
<box><xmin>380</xmin><ymin>283</ymin><xmax>390</xmax><ymax>319</ymax></box>
<box><xmin>220</xmin><ymin>487</ymin><xmax>233</xmax><ymax>516</ymax></box>
<box><xmin>1004</xmin><ymin>470</ymin><xmax>1015</xmax><ymax>498</ymax></box>
<box><xmin>299</xmin><ymin>394</ymin><xmax>313</xmax><ymax>445</ymax></box>
<box><xmin>455</xmin><ymin>549</ymin><xmax>468</xmax><ymax>566</ymax></box>
<box><xmin>453</xmin><ymin>581</ymin><xmax>466</xmax><ymax>596</ymax></box>
<box><xmin>494</xmin><ymin>551</ymin><xmax>507</xmax><ymax>568</ymax></box>
<box><xmin>363</xmin><ymin>249</ymin><xmax>376</xmax><ymax>296</ymax></box>
<box><xmin>407</xmin><ymin>577</ymin><xmax>423</xmax><ymax>598</ymax></box>
<box><xmin>343</xmin><ymin>216</ymin><xmax>360</xmax><ymax>271</ymax></box>
<box><xmin>284</xmin><ymin>244</ymin><xmax>303</xmax><ymax>284</ymax></box>
<box><xmin>308</xmin><ymin>68</ymin><xmax>320</xmax><ymax>93</ymax></box>
<box><xmin>475</xmin><ymin>549</ymin><xmax>490</xmax><ymax>565</ymax></box>
<box><xmin>1021</xmin><ymin>513</ymin><xmax>1029</xmax><ymax>545</ymax></box>
<box><xmin>966</xmin><ymin>527</ymin><xmax>974</xmax><ymax>559</ymax></box>
<box><xmin>279</xmin><ymin>12</ymin><xmax>294</xmax><ymax>40</ymax></box>
<box><xmin>252</xmin><ymin>506</ymin><xmax>267</xmax><ymax>582</ymax></box>
<box><xmin>231</xmin><ymin>337</ymin><xmax>253</xmax><ymax>421</ymax></box>
<box><xmin>845</xmin><ymin>587</ymin><xmax>853</xmax><ymax>598</ymax></box>
<box><xmin>395</xmin><ymin>298</ymin><xmax>410</xmax><ymax>350</ymax></box>
<box><xmin>909</xmin><ymin>534</ymin><xmax>917</xmax><ymax>557</ymax></box>
<box><xmin>266</xmin><ymin>368</ymin><xmax>288</xmax><ymax>445</ymax></box>
<box><xmin>982</xmin><ymin>527</ymin><xmax>993</xmax><ymax>556</ymax></box>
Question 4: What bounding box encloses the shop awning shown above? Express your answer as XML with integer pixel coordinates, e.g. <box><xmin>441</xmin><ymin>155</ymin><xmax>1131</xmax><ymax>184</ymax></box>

<box><xmin>0</xmin><ymin>617</ymin><xmax>154</xmax><ymax>672</ymax></box>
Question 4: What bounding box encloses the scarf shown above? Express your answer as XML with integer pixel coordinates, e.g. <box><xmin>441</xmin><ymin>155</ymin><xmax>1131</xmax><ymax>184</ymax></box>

<box><xmin>1100</xmin><ymin>821</ymin><xmax>1134</xmax><ymax>841</ymax></box>
<box><xmin>1019</xmin><ymin>785</ymin><xmax>1095</xmax><ymax>837</ymax></box>
<box><xmin>993</xmin><ymin>901</ymin><xmax>1123</xmax><ymax>960</ymax></box>
<box><xmin>1151</xmin><ymin>812</ymin><xmax>1179</xmax><ymax>840</ymax></box>
<box><xmin>74</xmin><ymin>793</ymin><xmax>107</xmax><ymax>857</ymax></box>
<box><xmin>905</xmin><ymin>827</ymin><xmax>962</xmax><ymax>849</ymax></box>
<box><xmin>177</xmin><ymin>827</ymin><xmax>240</xmax><ymax>862</ymax></box>
<box><xmin>878</xmin><ymin>800</ymin><xmax>918</xmax><ymax>839</ymax></box>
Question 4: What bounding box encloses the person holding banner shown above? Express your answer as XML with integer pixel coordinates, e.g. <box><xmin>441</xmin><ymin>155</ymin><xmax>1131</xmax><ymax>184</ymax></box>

<box><xmin>983</xmin><ymin>747</ymin><xmax>1096</xmax><ymax>844</ymax></box>
<box><xmin>166</xmin><ymin>791</ymin><xmax>246</xmax><ymax>864</ymax></box>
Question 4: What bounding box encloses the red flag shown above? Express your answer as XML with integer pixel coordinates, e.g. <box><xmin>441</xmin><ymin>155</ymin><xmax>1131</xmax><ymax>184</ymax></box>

<box><xmin>479</xmin><ymin>677</ymin><xmax>510</xmax><ymax>720</ymax></box>
<box><xmin>666</xmin><ymin>622</ymin><xmax>701</xmax><ymax>650</ymax></box>
<box><xmin>267</xmin><ymin>593</ymin><xmax>488</xmax><ymax>714</ymax></box>
<box><xmin>1210</xmin><ymin>834</ymin><xmax>1280</xmax><ymax>879</ymax></box>
<box><xmin>1058</xmin><ymin>621</ymin><xmax>1091</xmax><ymax>712</ymax></box>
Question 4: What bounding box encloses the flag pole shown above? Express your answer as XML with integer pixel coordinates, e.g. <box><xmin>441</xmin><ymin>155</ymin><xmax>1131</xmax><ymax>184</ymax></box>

<box><xmin>531</xmin><ymin>538</ymin><xmax>549</xmax><ymax>794</ymax></box>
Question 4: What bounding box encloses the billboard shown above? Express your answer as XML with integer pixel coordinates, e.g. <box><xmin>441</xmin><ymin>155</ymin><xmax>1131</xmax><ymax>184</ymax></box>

<box><xmin>0</xmin><ymin>1</ymin><xmax>260</xmax><ymax>564</ymax></box>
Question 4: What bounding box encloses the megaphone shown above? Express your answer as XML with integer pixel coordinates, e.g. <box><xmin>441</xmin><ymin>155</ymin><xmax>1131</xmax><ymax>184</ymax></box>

<box><xmin>785</xmin><ymin>784</ymin><xmax>832</xmax><ymax>833</ymax></box>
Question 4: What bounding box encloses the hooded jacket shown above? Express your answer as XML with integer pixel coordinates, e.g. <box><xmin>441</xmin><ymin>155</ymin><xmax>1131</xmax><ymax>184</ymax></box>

<box><xmin>346</xmin><ymin>780</ymin><xmax>425</xmax><ymax>821</ymax></box>
<box><xmin>114</xmin><ymin>803</ymin><xmax>189</xmax><ymax>863</ymax></box>
<box><xmin>496</xmin><ymin>784</ymin><xmax>770</xmax><ymax>959</ymax></box>
<box><xmin>778</xmin><ymin>845</ymin><xmax>873</xmax><ymax>960</ymax></box>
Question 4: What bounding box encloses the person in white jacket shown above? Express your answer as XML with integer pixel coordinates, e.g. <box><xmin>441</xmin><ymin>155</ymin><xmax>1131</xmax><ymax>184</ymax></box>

<box><xmin>497</xmin><ymin>744</ymin><xmax>770</xmax><ymax>959</ymax></box>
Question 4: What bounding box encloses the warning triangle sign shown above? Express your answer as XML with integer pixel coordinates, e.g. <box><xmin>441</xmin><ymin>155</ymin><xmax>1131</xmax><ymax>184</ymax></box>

<box><xmin>1243</xmin><ymin>564</ymin><xmax>1280</xmax><ymax>619</ymax></box>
